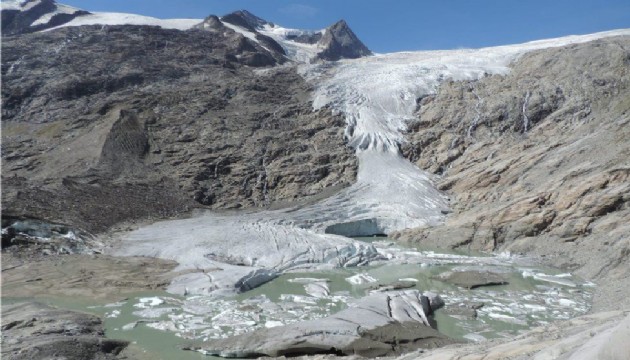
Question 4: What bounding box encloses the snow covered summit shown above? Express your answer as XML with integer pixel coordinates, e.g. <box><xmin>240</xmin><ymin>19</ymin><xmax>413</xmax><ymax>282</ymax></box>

<box><xmin>206</xmin><ymin>9</ymin><xmax>372</xmax><ymax>63</ymax></box>
<box><xmin>1</xmin><ymin>2</ymin><xmax>372</xmax><ymax>63</ymax></box>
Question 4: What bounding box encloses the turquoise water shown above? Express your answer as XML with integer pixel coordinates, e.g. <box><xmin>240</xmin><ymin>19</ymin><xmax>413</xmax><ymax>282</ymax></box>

<box><xmin>2</xmin><ymin>239</ymin><xmax>593</xmax><ymax>359</ymax></box>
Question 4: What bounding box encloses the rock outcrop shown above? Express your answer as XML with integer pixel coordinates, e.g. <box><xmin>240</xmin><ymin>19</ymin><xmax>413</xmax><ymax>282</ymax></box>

<box><xmin>397</xmin><ymin>311</ymin><xmax>630</xmax><ymax>360</ymax></box>
<box><xmin>394</xmin><ymin>36</ymin><xmax>630</xmax><ymax>309</ymax></box>
<box><xmin>1</xmin><ymin>25</ymin><xmax>357</xmax><ymax>233</ymax></box>
<box><xmin>1</xmin><ymin>302</ymin><xmax>128</xmax><ymax>360</ymax></box>
<box><xmin>194</xmin><ymin>290</ymin><xmax>455</xmax><ymax>358</ymax></box>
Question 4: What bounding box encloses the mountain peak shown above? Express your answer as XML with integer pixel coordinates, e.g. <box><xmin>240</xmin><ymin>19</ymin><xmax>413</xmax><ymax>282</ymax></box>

<box><xmin>317</xmin><ymin>19</ymin><xmax>372</xmax><ymax>61</ymax></box>
<box><xmin>221</xmin><ymin>9</ymin><xmax>270</xmax><ymax>32</ymax></box>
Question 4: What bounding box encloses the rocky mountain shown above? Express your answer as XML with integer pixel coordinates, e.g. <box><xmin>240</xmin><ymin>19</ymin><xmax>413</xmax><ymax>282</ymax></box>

<box><xmin>316</xmin><ymin>19</ymin><xmax>372</xmax><ymax>61</ymax></box>
<box><xmin>216</xmin><ymin>9</ymin><xmax>372</xmax><ymax>62</ymax></box>
<box><xmin>1</xmin><ymin>24</ymin><xmax>356</xmax><ymax>234</ymax></box>
<box><xmin>2</xmin><ymin>2</ymin><xmax>630</xmax><ymax>360</ymax></box>
<box><xmin>0</xmin><ymin>2</ymin><xmax>373</xmax><ymax>235</ymax></box>
<box><xmin>1</xmin><ymin>2</ymin><xmax>372</xmax><ymax>63</ymax></box>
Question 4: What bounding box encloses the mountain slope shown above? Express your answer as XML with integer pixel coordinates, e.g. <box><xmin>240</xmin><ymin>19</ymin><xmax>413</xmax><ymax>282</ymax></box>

<box><xmin>394</xmin><ymin>35</ymin><xmax>630</xmax><ymax>310</ymax></box>
<box><xmin>1</xmin><ymin>25</ymin><xmax>357</xmax><ymax>234</ymax></box>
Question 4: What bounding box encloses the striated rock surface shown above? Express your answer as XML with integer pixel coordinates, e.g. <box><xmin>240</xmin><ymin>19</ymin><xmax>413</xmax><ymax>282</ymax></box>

<box><xmin>397</xmin><ymin>310</ymin><xmax>630</xmax><ymax>360</ymax></box>
<box><xmin>394</xmin><ymin>36</ymin><xmax>630</xmax><ymax>309</ymax></box>
<box><xmin>195</xmin><ymin>290</ymin><xmax>456</xmax><ymax>357</ymax></box>
<box><xmin>1</xmin><ymin>302</ymin><xmax>128</xmax><ymax>360</ymax></box>
<box><xmin>1</xmin><ymin>25</ymin><xmax>357</xmax><ymax>233</ymax></box>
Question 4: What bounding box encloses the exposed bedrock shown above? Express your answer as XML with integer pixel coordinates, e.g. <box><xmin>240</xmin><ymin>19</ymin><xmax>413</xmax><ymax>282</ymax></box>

<box><xmin>1</xmin><ymin>302</ymin><xmax>128</xmax><ymax>360</ymax></box>
<box><xmin>1</xmin><ymin>25</ymin><xmax>357</xmax><ymax>234</ymax></box>
<box><xmin>194</xmin><ymin>290</ymin><xmax>455</xmax><ymax>358</ymax></box>
<box><xmin>394</xmin><ymin>36</ymin><xmax>630</xmax><ymax>309</ymax></box>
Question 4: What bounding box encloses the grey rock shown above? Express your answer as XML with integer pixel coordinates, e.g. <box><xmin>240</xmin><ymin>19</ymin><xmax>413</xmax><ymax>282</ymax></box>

<box><xmin>316</xmin><ymin>20</ymin><xmax>372</xmax><ymax>61</ymax></box>
<box><xmin>435</xmin><ymin>270</ymin><xmax>508</xmax><ymax>289</ymax></box>
<box><xmin>396</xmin><ymin>37</ymin><xmax>630</xmax><ymax>309</ymax></box>
<box><xmin>368</xmin><ymin>280</ymin><xmax>417</xmax><ymax>292</ymax></box>
<box><xmin>1</xmin><ymin>302</ymin><xmax>128</xmax><ymax>360</ymax></box>
<box><xmin>221</xmin><ymin>10</ymin><xmax>270</xmax><ymax>32</ymax></box>
<box><xmin>194</xmin><ymin>290</ymin><xmax>456</xmax><ymax>357</ymax></box>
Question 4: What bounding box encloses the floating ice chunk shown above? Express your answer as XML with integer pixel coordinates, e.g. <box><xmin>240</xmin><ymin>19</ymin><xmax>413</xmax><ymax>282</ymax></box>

<box><xmin>304</xmin><ymin>282</ymin><xmax>330</xmax><ymax>298</ymax></box>
<box><xmin>106</xmin><ymin>310</ymin><xmax>120</xmax><ymax>318</ymax></box>
<box><xmin>135</xmin><ymin>297</ymin><xmax>165</xmax><ymax>308</ymax></box>
<box><xmin>522</xmin><ymin>271</ymin><xmax>577</xmax><ymax>287</ymax></box>
<box><xmin>279</xmin><ymin>294</ymin><xmax>318</xmax><ymax>305</ymax></box>
<box><xmin>146</xmin><ymin>321</ymin><xmax>178</xmax><ymax>332</ymax></box>
<box><xmin>558</xmin><ymin>298</ymin><xmax>576</xmax><ymax>307</ymax></box>
<box><xmin>265</xmin><ymin>320</ymin><xmax>284</xmax><ymax>328</ymax></box>
<box><xmin>288</xmin><ymin>277</ymin><xmax>330</xmax><ymax>284</ymax></box>
<box><xmin>523</xmin><ymin>304</ymin><xmax>547</xmax><ymax>312</ymax></box>
<box><xmin>133</xmin><ymin>307</ymin><xmax>176</xmax><ymax>318</ymax></box>
<box><xmin>104</xmin><ymin>301</ymin><xmax>126</xmax><ymax>308</ymax></box>
<box><xmin>122</xmin><ymin>322</ymin><xmax>138</xmax><ymax>331</ymax></box>
<box><xmin>346</xmin><ymin>273</ymin><xmax>377</xmax><ymax>285</ymax></box>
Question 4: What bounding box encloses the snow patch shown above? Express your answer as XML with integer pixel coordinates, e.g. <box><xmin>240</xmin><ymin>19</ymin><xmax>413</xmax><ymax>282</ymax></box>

<box><xmin>48</xmin><ymin>12</ymin><xmax>201</xmax><ymax>31</ymax></box>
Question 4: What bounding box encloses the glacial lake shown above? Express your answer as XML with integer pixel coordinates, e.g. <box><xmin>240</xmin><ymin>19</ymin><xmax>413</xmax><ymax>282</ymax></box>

<box><xmin>5</xmin><ymin>238</ymin><xmax>594</xmax><ymax>359</ymax></box>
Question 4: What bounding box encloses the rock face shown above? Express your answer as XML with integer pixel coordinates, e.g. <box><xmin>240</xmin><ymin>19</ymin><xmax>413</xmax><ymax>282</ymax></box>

<box><xmin>1</xmin><ymin>25</ymin><xmax>357</xmax><ymax>233</ymax></box>
<box><xmin>1</xmin><ymin>302</ymin><xmax>128</xmax><ymax>360</ymax></box>
<box><xmin>398</xmin><ymin>311</ymin><xmax>630</xmax><ymax>360</ymax></box>
<box><xmin>394</xmin><ymin>36</ymin><xmax>630</xmax><ymax>308</ymax></box>
<box><xmin>195</xmin><ymin>13</ymin><xmax>286</xmax><ymax>66</ymax></box>
<box><xmin>196</xmin><ymin>290</ymin><xmax>455</xmax><ymax>358</ymax></box>
<box><xmin>218</xmin><ymin>10</ymin><xmax>372</xmax><ymax>63</ymax></box>
<box><xmin>221</xmin><ymin>10</ymin><xmax>270</xmax><ymax>32</ymax></box>
<box><xmin>317</xmin><ymin>20</ymin><xmax>372</xmax><ymax>61</ymax></box>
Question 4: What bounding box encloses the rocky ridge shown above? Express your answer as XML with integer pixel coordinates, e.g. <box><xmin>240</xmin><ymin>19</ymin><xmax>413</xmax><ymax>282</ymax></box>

<box><xmin>217</xmin><ymin>9</ymin><xmax>372</xmax><ymax>62</ymax></box>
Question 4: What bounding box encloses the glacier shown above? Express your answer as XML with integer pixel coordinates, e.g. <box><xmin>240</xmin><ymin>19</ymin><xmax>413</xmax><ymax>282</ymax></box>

<box><xmin>113</xmin><ymin>29</ymin><xmax>630</xmax><ymax>296</ymax></box>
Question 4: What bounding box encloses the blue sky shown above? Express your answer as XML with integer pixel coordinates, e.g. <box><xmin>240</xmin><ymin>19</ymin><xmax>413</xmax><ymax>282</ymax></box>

<box><xmin>61</xmin><ymin>1</ymin><xmax>630</xmax><ymax>53</ymax></box>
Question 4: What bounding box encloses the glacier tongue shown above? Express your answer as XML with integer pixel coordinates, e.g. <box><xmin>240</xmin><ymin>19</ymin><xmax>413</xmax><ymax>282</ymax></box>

<box><xmin>113</xmin><ymin>29</ymin><xmax>630</xmax><ymax>296</ymax></box>
<box><xmin>113</xmin><ymin>216</ymin><xmax>384</xmax><ymax>296</ymax></box>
